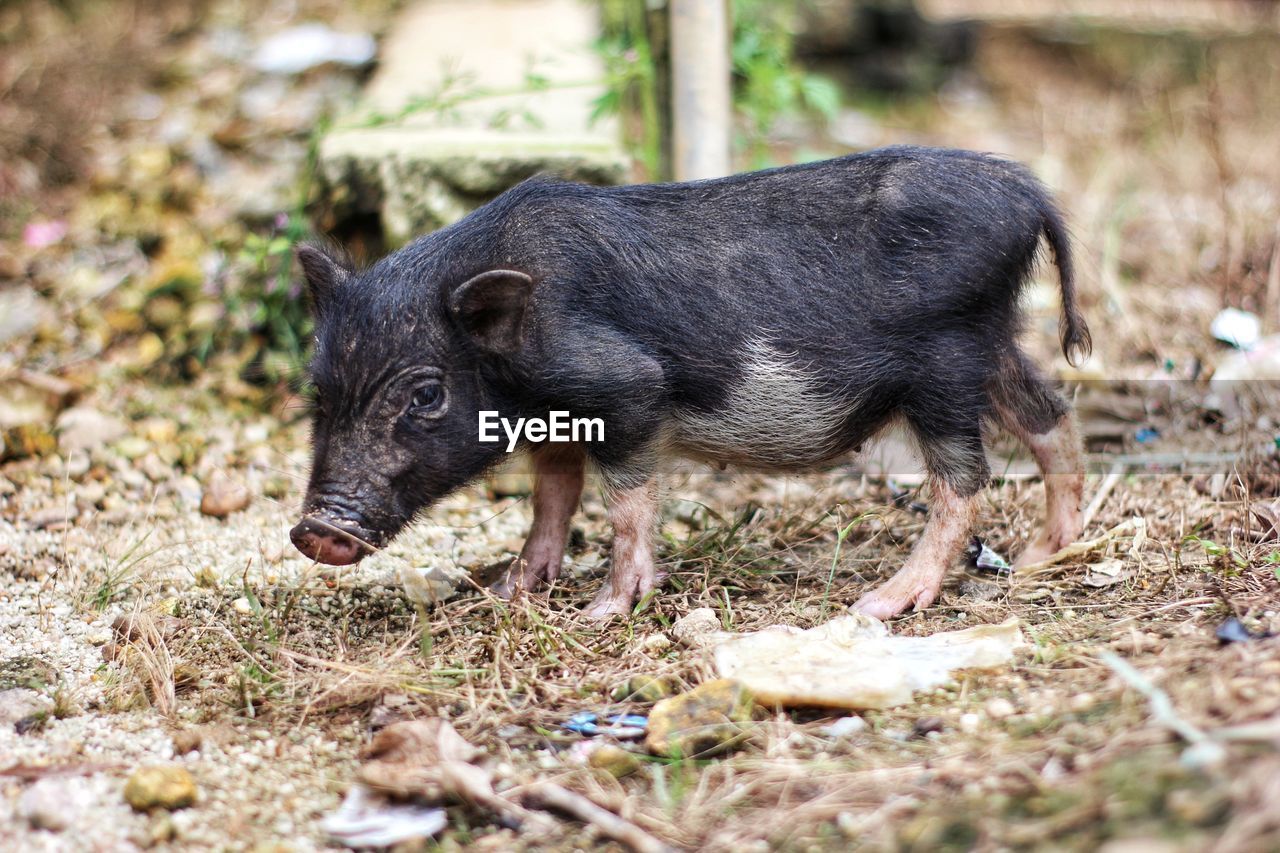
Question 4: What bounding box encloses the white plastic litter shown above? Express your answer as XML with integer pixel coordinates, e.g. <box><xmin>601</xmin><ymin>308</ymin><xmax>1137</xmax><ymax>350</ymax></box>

<box><xmin>1212</xmin><ymin>334</ymin><xmax>1280</xmax><ymax>384</ymax></box>
<box><xmin>712</xmin><ymin>613</ymin><xmax>1024</xmax><ymax>709</ymax></box>
<box><xmin>322</xmin><ymin>785</ymin><xmax>447</xmax><ymax>848</ymax></box>
<box><xmin>251</xmin><ymin>24</ymin><xmax>376</xmax><ymax>74</ymax></box>
<box><xmin>1210</xmin><ymin>307</ymin><xmax>1262</xmax><ymax>350</ymax></box>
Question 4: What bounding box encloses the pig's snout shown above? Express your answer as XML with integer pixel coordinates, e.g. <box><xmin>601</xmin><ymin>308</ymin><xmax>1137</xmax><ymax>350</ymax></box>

<box><xmin>290</xmin><ymin>516</ymin><xmax>374</xmax><ymax>565</ymax></box>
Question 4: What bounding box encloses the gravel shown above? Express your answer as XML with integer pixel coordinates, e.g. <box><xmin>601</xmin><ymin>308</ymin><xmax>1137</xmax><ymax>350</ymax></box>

<box><xmin>0</xmin><ymin>404</ymin><xmax>536</xmax><ymax>850</ymax></box>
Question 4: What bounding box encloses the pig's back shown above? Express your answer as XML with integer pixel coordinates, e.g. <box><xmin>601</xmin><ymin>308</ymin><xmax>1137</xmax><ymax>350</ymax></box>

<box><xmin>494</xmin><ymin>148</ymin><xmax>1051</xmax><ymax>467</ymax></box>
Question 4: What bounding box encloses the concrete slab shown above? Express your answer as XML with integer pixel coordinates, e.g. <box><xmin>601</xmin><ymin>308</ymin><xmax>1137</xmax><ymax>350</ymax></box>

<box><xmin>319</xmin><ymin>0</ymin><xmax>630</xmax><ymax>244</ymax></box>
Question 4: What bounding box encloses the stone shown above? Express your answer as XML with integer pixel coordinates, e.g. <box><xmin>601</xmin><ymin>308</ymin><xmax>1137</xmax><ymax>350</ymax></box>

<box><xmin>0</xmin><ymin>379</ymin><xmax>55</xmax><ymax>431</ymax></box>
<box><xmin>645</xmin><ymin>679</ymin><xmax>754</xmax><ymax>758</ymax></box>
<box><xmin>0</xmin><ymin>687</ymin><xmax>53</xmax><ymax>726</ymax></box>
<box><xmin>124</xmin><ymin>766</ymin><xmax>198</xmax><ymax>811</ymax></box>
<box><xmin>984</xmin><ymin>697</ymin><xmax>1016</xmax><ymax>719</ymax></box>
<box><xmin>56</xmin><ymin>406</ymin><xmax>129</xmax><ymax>455</ymax></box>
<box><xmin>1</xmin><ymin>424</ymin><xmax>57</xmax><ymax>461</ymax></box>
<box><xmin>399</xmin><ymin>562</ymin><xmax>469</xmax><ymax>605</ymax></box>
<box><xmin>200</xmin><ymin>472</ymin><xmax>251</xmax><ymax>517</ymax></box>
<box><xmin>820</xmin><ymin>715</ymin><xmax>867</xmax><ymax>738</ymax></box>
<box><xmin>611</xmin><ymin>675</ymin><xmax>678</xmax><ymax>704</ymax></box>
<box><xmin>671</xmin><ymin>607</ymin><xmax>721</xmax><ymax>647</ymax></box>
<box><xmin>0</xmin><ymin>286</ymin><xmax>55</xmax><ymax>346</ymax></box>
<box><xmin>19</xmin><ymin>777</ymin><xmax>90</xmax><ymax>831</ymax></box>
<box><xmin>587</xmin><ymin>744</ymin><xmax>642</xmax><ymax>778</ymax></box>
<box><xmin>318</xmin><ymin>0</ymin><xmax>628</xmax><ymax>244</ymax></box>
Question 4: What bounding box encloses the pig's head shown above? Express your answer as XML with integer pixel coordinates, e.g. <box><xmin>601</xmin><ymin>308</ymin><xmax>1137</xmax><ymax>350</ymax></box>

<box><xmin>289</xmin><ymin>244</ymin><xmax>530</xmax><ymax>565</ymax></box>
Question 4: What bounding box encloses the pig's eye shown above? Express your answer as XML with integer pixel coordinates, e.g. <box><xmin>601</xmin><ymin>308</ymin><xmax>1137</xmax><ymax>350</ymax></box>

<box><xmin>408</xmin><ymin>382</ymin><xmax>446</xmax><ymax>417</ymax></box>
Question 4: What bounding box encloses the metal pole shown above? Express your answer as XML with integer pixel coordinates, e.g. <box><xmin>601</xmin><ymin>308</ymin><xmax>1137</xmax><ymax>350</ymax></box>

<box><xmin>669</xmin><ymin>0</ymin><xmax>732</xmax><ymax>181</ymax></box>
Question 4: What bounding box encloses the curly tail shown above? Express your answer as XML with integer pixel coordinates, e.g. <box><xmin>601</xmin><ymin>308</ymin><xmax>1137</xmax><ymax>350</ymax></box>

<box><xmin>1040</xmin><ymin>202</ymin><xmax>1091</xmax><ymax>366</ymax></box>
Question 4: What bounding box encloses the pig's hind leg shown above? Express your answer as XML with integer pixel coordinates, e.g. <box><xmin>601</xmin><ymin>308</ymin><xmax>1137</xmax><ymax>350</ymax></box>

<box><xmin>492</xmin><ymin>447</ymin><xmax>585</xmax><ymax>598</ymax></box>
<box><xmin>989</xmin><ymin>353</ymin><xmax>1084</xmax><ymax>566</ymax></box>
<box><xmin>854</xmin><ymin>427</ymin><xmax>987</xmax><ymax>620</ymax></box>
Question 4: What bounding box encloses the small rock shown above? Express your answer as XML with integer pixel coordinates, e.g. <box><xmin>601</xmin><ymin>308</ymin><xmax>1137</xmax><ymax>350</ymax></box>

<box><xmin>1</xmin><ymin>424</ymin><xmax>57</xmax><ymax>461</ymax></box>
<box><xmin>645</xmin><ymin>679</ymin><xmax>753</xmax><ymax>757</ymax></box>
<box><xmin>1070</xmin><ymin>692</ymin><xmax>1096</xmax><ymax>713</ymax></box>
<box><xmin>85</xmin><ymin>629</ymin><xmax>112</xmax><ymax>646</ymax></box>
<box><xmin>400</xmin><ymin>563</ymin><xmax>468</xmax><ymax>604</ymax></box>
<box><xmin>958</xmin><ymin>712</ymin><xmax>981</xmax><ymax>733</ymax></box>
<box><xmin>56</xmin><ymin>406</ymin><xmax>129</xmax><ymax>455</ymax></box>
<box><xmin>65</xmin><ymin>451</ymin><xmax>91</xmax><ymax>479</ymax></box>
<box><xmin>0</xmin><ymin>286</ymin><xmax>55</xmax><ymax>346</ymax></box>
<box><xmin>140</xmin><ymin>418</ymin><xmax>179</xmax><ymax>444</ymax></box>
<box><xmin>985</xmin><ymin>697</ymin><xmax>1015</xmax><ymax>719</ymax></box>
<box><xmin>671</xmin><ymin>607</ymin><xmax>721</xmax><ymax>648</ymax></box>
<box><xmin>27</xmin><ymin>506</ymin><xmax>75</xmax><ymax>530</ymax></box>
<box><xmin>912</xmin><ymin>716</ymin><xmax>945</xmax><ymax>737</ymax></box>
<box><xmin>78</xmin><ymin>481</ymin><xmax>107</xmax><ymax>507</ymax></box>
<box><xmin>20</xmin><ymin>777</ymin><xmax>88</xmax><ymax>831</ymax></box>
<box><xmin>820</xmin><ymin>715</ymin><xmax>866</xmax><ymax>738</ymax></box>
<box><xmin>1166</xmin><ymin>787</ymin><xmax>1229</xmax><ymax>826</ymax></box>
<box><xmin>114</xmin><ymin>435</ymin><xmax>151</xmax><ymax>460</ymax></box>
<box><xmin>232</xmin><ymin>597</ymin><xmax>254</xmax><ymax>615</ymax></box>
<box><xmin>149</xmin><ymin>814</ymin><xmax>178</xmax><ymax>844</ymax></box>
<box><xmin>172</xmin><ymin>729</ymin><xmax>203</xmax><ymax>755</ymax></box>
<box><xmin>640</xmin><ymin>634</ymin><xmax>673</xmax><ymax>654</ymax></box>
<box><xmin>124</xmin><ymin>766</ymin><xmax>198</xmax><ymax>811</ymax></box>
<box><xmin>112</xmin><ymin>612</ymin><xmax>185</xmax><ymax>643</ymax></box>
<box><xmin>611</xmin><ymin>675</ymin><xmax>678</xmax><ymax>703</ymax></box>
<box><xmin>587</xmin><ymin>744</ymin><xmax>642</xmax><ymax>778</ymax></box>
<box><xmin>200</xmin><ymin>472</ymin><xmax>251</xmax><ymax>517</ymax></box>
<box><xmin>0</xmin><ymin>688</ymin><xmax>53</xmax><ymax>726</ymax></box>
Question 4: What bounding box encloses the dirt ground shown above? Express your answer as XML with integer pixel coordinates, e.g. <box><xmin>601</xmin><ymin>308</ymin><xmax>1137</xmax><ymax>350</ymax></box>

<box><xmin>2</xmin><ymin>2</ymin><xmax>1280</xmax><ymax>851</ymax></box>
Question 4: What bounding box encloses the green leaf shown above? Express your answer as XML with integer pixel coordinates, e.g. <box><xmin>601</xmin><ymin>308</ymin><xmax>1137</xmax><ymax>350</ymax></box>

<box><xmin>799</xmin><ymin>74</ymin><xmax>841</xmax><ymax>122</ymax></box>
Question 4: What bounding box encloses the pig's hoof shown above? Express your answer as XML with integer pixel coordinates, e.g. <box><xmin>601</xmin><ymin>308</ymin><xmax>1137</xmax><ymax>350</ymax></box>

<box><xmin>1013</xmin><ymin>535</ymin><xmax>1068</xmax><ymax>568</ymax></box>
<box><xmin>489</xmin><ymin>576</ymin><xmax>519</xmax><ymax>600</ymax></box>
<box><xmin>583</xmin><ymin>590</ymin><xmax>635</xmax><ymax>620</ymax></box>
<box><xmin>853</xmin><ymin>571</ymin><xmax>942</xmax><ymax>620</ymax></box>
<box><xmin>490</xmin><ymin>554</ymin><xmax>561</xmax><ymax>599</ymax></box>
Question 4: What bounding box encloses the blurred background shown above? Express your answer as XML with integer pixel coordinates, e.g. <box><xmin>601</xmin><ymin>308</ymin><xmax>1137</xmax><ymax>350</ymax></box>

<box><xmin>2</xmin><ymin>0</ymin><xmax>1278</xmax><ymax>424</ymax></box>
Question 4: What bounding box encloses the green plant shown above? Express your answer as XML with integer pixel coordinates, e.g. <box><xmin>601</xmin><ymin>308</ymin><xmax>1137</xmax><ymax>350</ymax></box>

<box><xmin>824</xmin><ymin>510</ymin><xmax>871</xmax><ymax>611</ymax></box>
<box><xmin>347</xmin><ymin>62</ymin><xmax>556</xmax><ymax>132</ymax></box>
<box><xmin>595</xmin><ymin>0</ymin><xmax>840</xmax><ymax>177</ymax></box>
<box><xmin>595</xmin><ymin>0</ymin><xmax>664</xmax><ymax>177</ymax></box>
<box><xmin>731</xmin><ymin>0</ymin><xmax>840</xmax><ymax>166</ymax></box>
<box><xmin>84</xmin><ymin>529</ymin><xmax>161</xmax><ymax>610</ymax></box>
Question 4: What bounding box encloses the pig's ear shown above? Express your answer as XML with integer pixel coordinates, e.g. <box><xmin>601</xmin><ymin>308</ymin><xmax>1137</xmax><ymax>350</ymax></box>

<box><xmin>296</xmin><ymin>244</ymin><xmax>352</xmax><ymax>314</ymax></box>
<box><xmin>448</xmin><ymin>269</ymin><xmax>534</xmax><ymax>355</ymax></box>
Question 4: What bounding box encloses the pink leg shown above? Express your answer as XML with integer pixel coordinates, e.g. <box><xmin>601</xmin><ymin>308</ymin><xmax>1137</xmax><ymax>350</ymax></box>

<box><xmin>492</xmin><ymin>449</ymin><xmax>585</xmax><ymax>598</ymax></box>
<box><xmin>854</xmin><ymin>478</ymin><xmax>978</xmax><ymax>619</ymax></box>
<box><xmin>584</xmin><ymin>480</ymin><xmax>659</xmax><ymax>619</ymax></box>
<box><xmin>1007</xmin><ymin>414</ymin><xmax>1085</xmax><ymax>567</ymax></box>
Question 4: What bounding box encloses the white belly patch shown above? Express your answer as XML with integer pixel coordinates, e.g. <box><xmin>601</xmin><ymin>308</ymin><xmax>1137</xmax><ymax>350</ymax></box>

<box><xmin>668</xmin><ymin>338</ymin><xmax>858</xmax><ymax>468</ymax></box>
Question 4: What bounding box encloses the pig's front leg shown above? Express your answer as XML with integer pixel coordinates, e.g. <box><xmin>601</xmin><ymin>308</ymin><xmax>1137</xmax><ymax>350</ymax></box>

<box><xmin>854</xmin><ymin>478</ymin><xmax>978</xmax><ymax>619</ymax></box>
<box><xmin>492</xmin><ymin>448</ymin><xmax>585</xmax><ymax>598</ymax></box>
<box><xmin>584</xmin><ymin>480</ymin><xmax>659</xmax><ymax>619</ymax></box>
